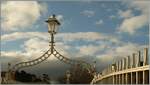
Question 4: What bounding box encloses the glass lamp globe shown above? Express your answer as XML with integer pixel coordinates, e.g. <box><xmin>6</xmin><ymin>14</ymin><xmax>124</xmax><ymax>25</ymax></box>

<box><xmin>46</xmin><ymin>15</ymin><xmax>60</xmax><ymax>34</ymax></box>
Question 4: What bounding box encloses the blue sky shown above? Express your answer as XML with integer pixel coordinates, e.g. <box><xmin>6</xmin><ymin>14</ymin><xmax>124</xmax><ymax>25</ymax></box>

<box><xmin>1</xmin><ymin>0</ymin><xmax>149</xmax><ymax>76</ymax></box>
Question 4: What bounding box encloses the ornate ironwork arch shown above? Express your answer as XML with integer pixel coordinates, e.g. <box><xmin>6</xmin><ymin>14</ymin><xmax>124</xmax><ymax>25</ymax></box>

<box><xmin>12</xmin><ymin>46</ymin><xmax>94</xmax><ymax>74</ymax></box>
<box><xmin>11</xmin><ymin>16</ymin><xmax>95</xmax><ymax>75</ymax></box>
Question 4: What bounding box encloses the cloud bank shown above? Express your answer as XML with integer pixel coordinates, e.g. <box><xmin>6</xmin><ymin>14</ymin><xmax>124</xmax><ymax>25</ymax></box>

<box><xmin>118</xmin><ymin>1</ymin><xmax>149</xmax><ymax>35</ymax></box>
<box><xmin>1</xmin><ymin>1</ymin><xmax>47</xmax><ymax>31</ymax></box>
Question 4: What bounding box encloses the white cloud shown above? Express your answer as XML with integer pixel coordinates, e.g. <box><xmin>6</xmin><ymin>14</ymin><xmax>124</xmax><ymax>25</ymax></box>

<box><xmin>127</xmin><ymin>1</ymin><xmax>149</xmax><ymax>13</ymax></box>
<box><xmin>96</xmin><ymin>43</ymin><xmax>146</xmax><ymax>64</ymax></box>
<box><xmin>1</xmin><ymin>32</ymin><xmax>48</xmax><ymax>42</ymax></box>
<box><xmin>57</xmin><ymin>32</ymin><xmax>108</xmax><ymax>42</ymax></box>
<box><xmin>1</xmin><ymin>31</ymin><xmax>121</xmax><ymax>63</ymax></box>
<box><xmin>1</xmin><ymin>31</ymin><xmax>122</xmax><ymax>62</ymax></box>
<box><xmin>97</xmin><ymin>54</ymin><xmax>113</xmax><ymax>64</ymax></box>
<box><xmin>1</xmin><ymin>32</ymin><xmax>121</xmax><ymax>57</ymax></box>
<box><xmin>56</xmin><ymin>15</ymin><xmax>63</xmax><ymax>21</ymax></box>
<box><xmin>118</xmin><ymin>9</ymin><xmax>134</xmax><ymax>18</ymax></box>
<box><xmin>2</xmin><ymin>32</ymin><xmax>115</xmax><ymax>42</ymax></box>
<box><xmin>114</xmin><ymin>43</ymin><xmax>139</xmax><ymax>56</ymax></box>
<box><xmin>23</xmin><ymin>38</ymin><xmax>71</xmax><ymax>60</ymax></box>
<box><xmin>118</xmin><ymin>14</ymin><xmax>148</xmax><ymax>34</ymax></box>
<box><xmin>1</xmin><ymin>36</ymin><xmax>73</xmax><ymax>61</ymax></box>
<box><xmin>23</xmin><ymin>38</ymin><xmax>49</xmax><ymax>53</ymax></box>
<box><xmin>1</xmin><ymin>51</ymin><xmax>33</xmax><ymax>66</ymax></box>
<box><xmin>1</xmin><ymin>51</ymin><xmax>26</xmax><ymax>58</ymax></box>
<box><xmin>1</xmin><ymin>33</ymin><xmax>148</xmax><ymax>72</ymax></box>
<box><xmin>81</xmin><ymin>10</ymin><xmax>95</xmax><ymax>17</ymax></box>
<box><xmin>1</xmin><ymin>40</ymin><xmax>48</xmax><ymax>62</ymax></box>
<box><xmin>79</xmin><ymin>45</ymin><xmax>102</xmax><ymax>56</ymax></box>
<box><xmin>1</xmin><ymin>1</ymin><xmax>47</xmax><ymax>31</ymax></box>
<box><xmin>118</xmin><ymin>1</ymin><xmax>149</xmax><ymax>35</ymax></box>
<box><xmin>1</xmin><ymin>38</ymin><xmax>49</xmax><ymax>62</ymax></box>
<box><xmin>95</xmin><ymin>19</ymin><xmax>103</xmax><ymax>25</ymax></box>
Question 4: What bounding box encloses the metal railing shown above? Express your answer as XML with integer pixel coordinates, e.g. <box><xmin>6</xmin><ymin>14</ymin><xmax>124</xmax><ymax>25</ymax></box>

<box><xmin>91</xmin><ymin>48</ymin><xmax>149</xmax><ymax>84</ymax></box>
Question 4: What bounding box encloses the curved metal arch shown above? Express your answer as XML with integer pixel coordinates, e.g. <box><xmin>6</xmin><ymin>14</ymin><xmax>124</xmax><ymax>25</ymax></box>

<box><xmin>53</xmin><ymin>48</ymin><xmax>94</xmax><ymax>73</ymax></box>
<box><xmin>11</xmin><ymin>33</ymin><xmax>95</xmax><ymax>75</ymax></box>
<box><xmin>10</xmin><ymin>16</ymin><xmax>97</xmax><ymax>79</ymax></box>
<box><xmin>12</xmin><ymin>47</ymin><xmax>94</xmax><ymax>74</ymax></box>
<box><xmin>12</xmin><ymin>49</ymin><xmax>52</xmax><ymax>70</ymax></box>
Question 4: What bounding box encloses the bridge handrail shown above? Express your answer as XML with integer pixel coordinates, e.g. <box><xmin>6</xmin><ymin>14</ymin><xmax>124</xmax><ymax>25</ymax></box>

<box><xmin>92</xmin><ymin>65</ymin><xmax>149</xmax><ymax>83</ymax></box>
<box><xmin>91</xmin><ymin>48</ymin><xmax>149</xmax><ymax>84</ymax></box>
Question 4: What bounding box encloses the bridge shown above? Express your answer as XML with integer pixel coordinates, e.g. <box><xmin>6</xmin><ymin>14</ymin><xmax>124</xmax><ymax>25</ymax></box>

<box><xmin>2</xmin><ymin>47</ymin><xmax>149</xmax><ymax>84</ymax></box>
<box><xmin>1</xmin><ymin>15</ymin><xmax>95</xmax><ymax>84</ymax></box>
<box><xmin>91</xmin><ymin>48</ymin><xmax>149</xmax><ymax>84</ymax></box>
<box><xmin>1</xmin><ymin>15</ymin><xmax>149</xmax><ymax>84</ymax></box>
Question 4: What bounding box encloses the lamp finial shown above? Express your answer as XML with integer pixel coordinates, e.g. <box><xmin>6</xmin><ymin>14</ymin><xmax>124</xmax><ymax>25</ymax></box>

<box><xmin>52</xmin><ymin>14</ymin><xmax>55</xmax><ymax>18</ymax></box>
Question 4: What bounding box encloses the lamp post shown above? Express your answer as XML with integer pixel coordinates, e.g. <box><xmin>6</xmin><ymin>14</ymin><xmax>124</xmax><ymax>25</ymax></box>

<box><xmin>45</xmin><ymin>14</ymin><xmax>60</xmax><ymax>53</ymax></box>
<box><xmin>11</xmin><ymin>15</ymin><xmax>95</xmax><ymax>82</ymax></box>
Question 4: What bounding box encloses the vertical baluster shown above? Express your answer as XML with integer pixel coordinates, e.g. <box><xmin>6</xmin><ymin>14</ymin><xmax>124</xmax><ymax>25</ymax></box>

<box><xmin>143</xmin><ymin>48</ymin><xmax>148</xmax><ymax>65</ymax></box>
<box><xmin>137</xmin><ymin>51</ymin><xmax>141</xmax><ymax>67</ymax></box>
<box><xmin>128</xmin><ymin>56</ymin><xmax>130</xmax><ymax>69</ymax></box>
<box><xmin>120</xmin><ymin>60</ymin><xmax>122</xmax><ymax>71</ymax></box>
<box><xmin>132</xmin><ymin>53</ymin><xmax>135</xmax><ymax>68</ymax></box>
<box><xmin>124</xmin><ymin>58</ymin><xmax>126</xmax><ymax>70</ymax></box>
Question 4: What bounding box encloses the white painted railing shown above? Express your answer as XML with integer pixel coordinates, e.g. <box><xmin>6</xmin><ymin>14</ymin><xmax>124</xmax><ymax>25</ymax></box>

<box><xmin>91</xmin><ymin>48</ymin><xmax>149</xmax><ymax>84</ymax></box>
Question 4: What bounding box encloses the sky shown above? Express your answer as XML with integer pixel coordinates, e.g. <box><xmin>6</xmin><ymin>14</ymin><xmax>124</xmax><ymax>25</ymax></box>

<box><xmin>0</xmin><ymin>0</ymin><xmax>149</xmax><ymax>77</ymax></box>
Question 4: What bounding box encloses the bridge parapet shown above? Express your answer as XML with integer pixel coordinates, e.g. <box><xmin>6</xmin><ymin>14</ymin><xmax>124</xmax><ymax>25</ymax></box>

<box><xmin>91</xmin><ymin>48</ymin><xmax>149</xmax><ymax>84</ymax></box>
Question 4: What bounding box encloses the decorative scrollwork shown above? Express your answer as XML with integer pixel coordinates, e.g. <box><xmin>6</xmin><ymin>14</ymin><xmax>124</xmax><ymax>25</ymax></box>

<box><xmin>53</xmin><ymin>48</ymin><xmax>94</xmax><ymax>73</ymax></box>
<box><xmin>10</xmin><ymin>16</ymin><xmax>96</xmax><ymax>82</ymax></box>
<box><xmin>12</xmin><ymin>34</ymin><xmax>94</xmax><ymax>75</ymax></box>
<box><xmin>12</xmin><ymin>47</ymin><xmax>94</xmax><ymax>74</ymax></box>
<box><xmin>12</xmin><ymin>49</ymin><xmax>52</xmax><ymax>70</ymax></box>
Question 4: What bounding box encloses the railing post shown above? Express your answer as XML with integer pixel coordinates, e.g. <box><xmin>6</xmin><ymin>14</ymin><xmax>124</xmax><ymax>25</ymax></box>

<box><xmin>120</xmin><ymin>60</ymin><xmax>122</xmax><ymax>71</ymax></box>
<box><xmin>119</xmin><ymin>74</ymin><xmax>120</xmax><ymax>84</ymax></box>
<box><xmin>131</xmin><ymin>72</ymin><xmax>132</xmax><ymax>84</ymax></box>
<box><xmin>118</xmin><ymin>61</ymin><xmax>120</xmax><ymax>71</ymax></box>
<box><xmin>125</xmin><ymin>57</ymin><xmax>128</xmax><ymax>84</ymax></box>
<box><xmin>136</xmin><ymin>51</ymin><xmax>140</xmax><ymax>84</ymax></box>
<box><xmin>115</xmin><ymin>63</ymin><xmax>117</xmax><ymax>72</ymax></box>
<box><xmin>124</xmin><ymin>58</ymin><xmax>126</xmax><ymax>70</ymax></box>
<box><xmin>136</xmin><ymin>51</ymin><xmax>141</xmax><ymax>67</ymax></box>
<box><xmin>136</xmin><ymin>52</ymin><xmax>139</xmax><ymax>84</ymax></box>
<box><xmin>136</xmin><ymin>71</ymin><xmax>138</xmax><ymax>84</ymax></box>
<box><xmin>123</xmin><ymin>59</ymin><xmax>126</xmax><ymax>84</ymax></box>
<box><xmin>121</xmin><ymin>59</ymin><xmax>123</xmax><ymax>68</ymax></box>
<box><xmin>127</xmin><ymin>56</ymin><xmax>130</xmax><ymax>69</ymax></box>
<box><xmin>122</xmin><ymin>73</ymin><xmax>124</xmax><ymax>84</ymax></box>
<box><xmin>143</xmin><ymin>71</ymin><xmax>145</xmax><ymax>84</ymax></box>
<box><xmin>125</xmin><ymin>73</ymin><xmax>128</xmax><ymax>84</ymax></box>
<box><xmin>113</xmin><ymin>75</ymin><xmax>115</xmax><ymax>84</ymax></box>
<box><xmin>108</xmin><ymin>65</ymin><xmax>110</xmax><ymax>73</ymax></box>
<box><xmin>132</xmin><ymin>53</ymin><xmax>135</xmax><ymax>68</ymax></box>
<box><xmin>143</xmin><ymin>48</ymin><xmax>148</xmax><ymax>65</ymax></box>
<box><xmin>117</xmin><ymin>61</ymin><xmax>119</xmax><ymax>71</ymax></box>
<box><xmin>143</xmin><ymin>48</ymin><xmax>149</xmax><ymax>84</ymax></box>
